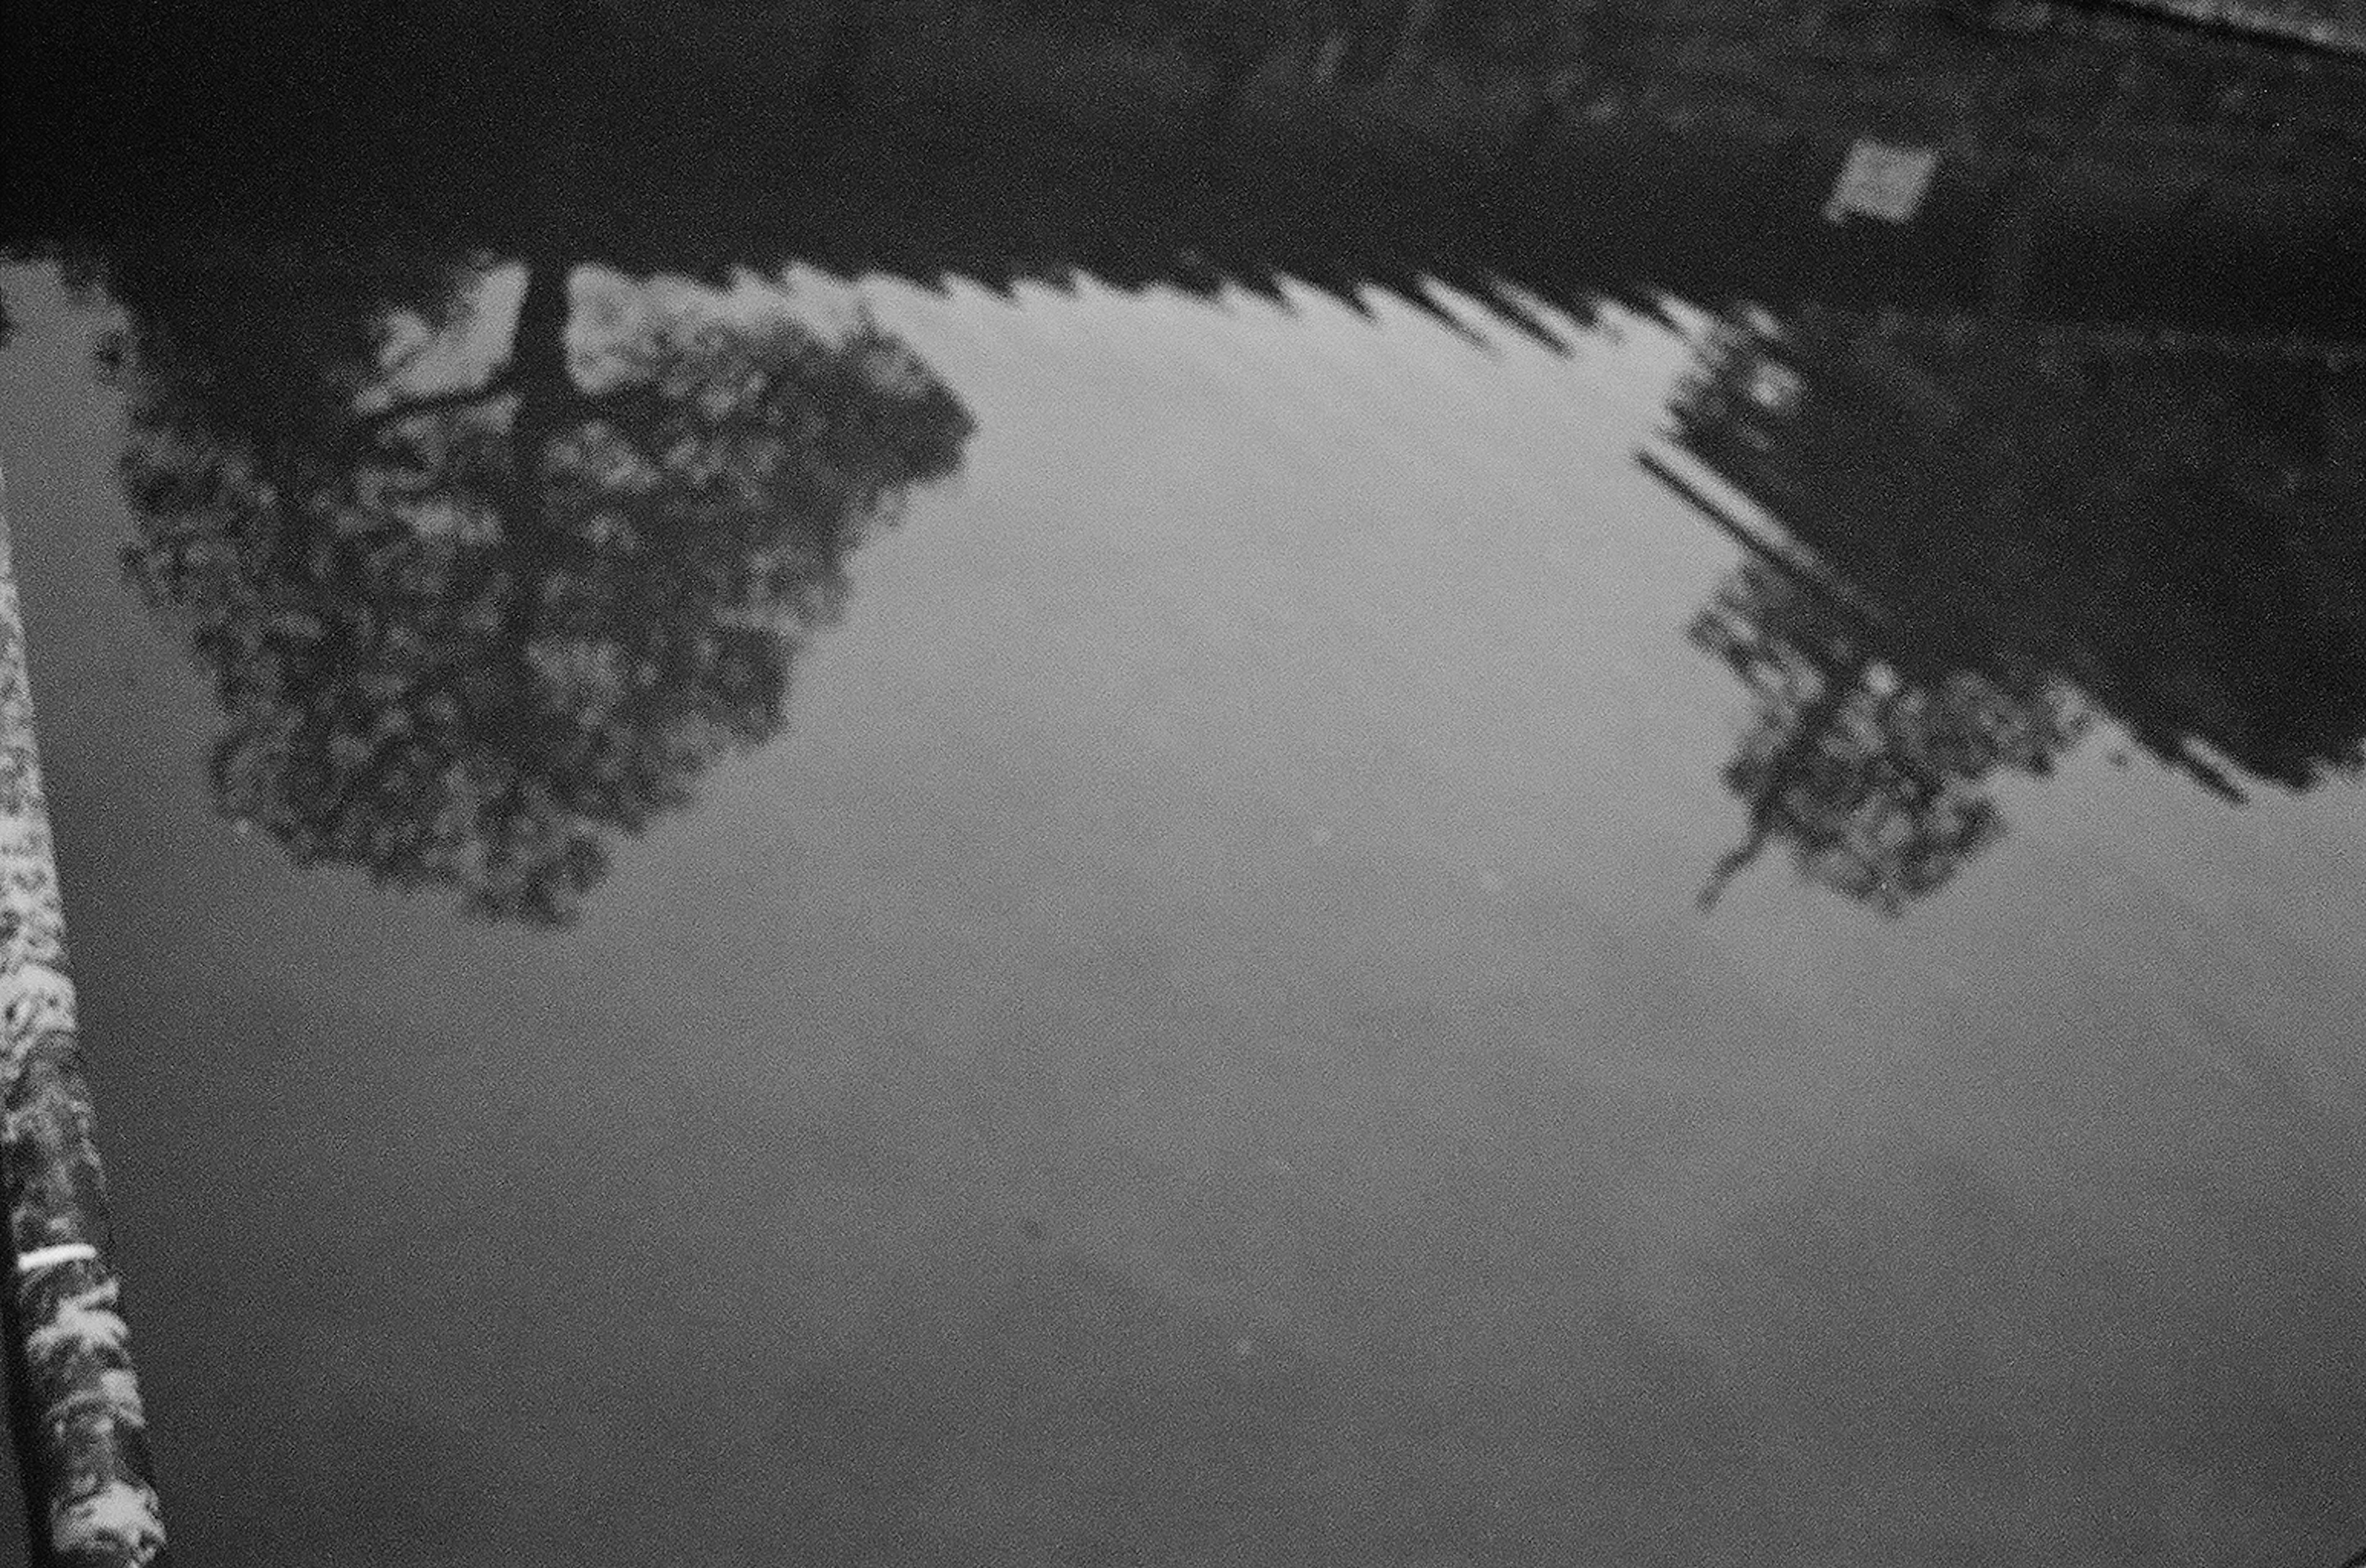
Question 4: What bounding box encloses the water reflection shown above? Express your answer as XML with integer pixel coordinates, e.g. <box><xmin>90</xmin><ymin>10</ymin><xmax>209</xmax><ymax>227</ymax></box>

<box><xmin>106</xmin><ymin>251</ymin><xmax>973</xmax><ymax>923</ymax></box>
<box><xmin>53</xmin><ymin>238</ymin><xmax>2366</xmax><ymax>928</ymax></box>
<box><xmin>1657</xmin><ymin>304</ymin><xmax>2366</xmax><ymax>911</ymax></box>
<box><xmin>1685</xmin><ymin>558</ymin><xmax>2086</xmax><ymax>913</ymax></box>
<box><xmin>9</xmin><ymin>73</ymin><xmax>2366</xmax><ymax>1567</ymax></box>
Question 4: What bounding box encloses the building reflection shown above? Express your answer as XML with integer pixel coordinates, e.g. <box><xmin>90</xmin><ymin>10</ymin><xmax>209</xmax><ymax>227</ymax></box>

<box><xmin>1653</xmin><ymin>304</ymin><xmax>2366</xmax><ymax>911</ymax></box>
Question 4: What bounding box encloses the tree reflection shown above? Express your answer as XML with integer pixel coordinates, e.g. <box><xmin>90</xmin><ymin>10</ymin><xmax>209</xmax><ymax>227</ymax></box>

<box><xmin>111</xmin><ymin>254</ymin><xmax>974</xmax><ymax>924</ymax></box>
<box><xmin>1662</xmin><ymin>305</ymin><xmax>2366</xmax><ymax>912</ymax></box>
<box><xmin>1688</xmin><ymin>561</ymin><xmax>2085</xmax><ymax>914</ymax></box>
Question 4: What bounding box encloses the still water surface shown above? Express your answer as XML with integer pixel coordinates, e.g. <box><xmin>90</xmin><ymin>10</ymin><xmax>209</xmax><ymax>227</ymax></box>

<box><xmin>2</xmin><ymin>217</ymin><xmax>2365</xmax><ymax>1564</ymax></box>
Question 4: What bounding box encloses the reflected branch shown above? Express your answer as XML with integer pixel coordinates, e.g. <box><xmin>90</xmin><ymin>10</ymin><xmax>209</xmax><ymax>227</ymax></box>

<box><xmin>354</xmin><ymin>376</ymin><xmax>514</xmax><ymax>436</ymax></box>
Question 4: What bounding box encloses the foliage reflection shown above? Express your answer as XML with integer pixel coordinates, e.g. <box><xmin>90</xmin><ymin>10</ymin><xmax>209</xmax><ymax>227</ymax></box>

<box><xmin>111</xmin><ymin>254</ymin><xmax>973</xmax><ymax>924</ymax></box>
<box><xmin>1661</xmin><ymin>305</ymin><xmax>2366</xmax><ymax>911</ymax></box>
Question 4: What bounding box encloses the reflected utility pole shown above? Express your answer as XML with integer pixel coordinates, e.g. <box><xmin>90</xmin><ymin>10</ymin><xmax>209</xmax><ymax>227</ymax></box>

<box><xmin>0</xmin><ymin>468</ymin><xmax>168</xmax><ymax>1566</ymax></box>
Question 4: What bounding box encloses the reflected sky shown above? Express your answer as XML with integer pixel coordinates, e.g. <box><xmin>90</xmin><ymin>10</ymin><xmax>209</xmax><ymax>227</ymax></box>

<box><xmin>6</xmin><ymin>240</ymin><xmax>2366</xmax><ymax>1567</ymax></box>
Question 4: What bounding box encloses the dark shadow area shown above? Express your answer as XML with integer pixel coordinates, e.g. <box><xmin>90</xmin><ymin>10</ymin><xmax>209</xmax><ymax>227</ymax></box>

<box><xmin>1657</xmin><ymin>304</ymin><xmax>2366</xmax><ymax>911</ymax></box>
<box><xmin>9</xmin><ymin>0</ymin><xmax>2366</xmax><ymax>346</ymax></box>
